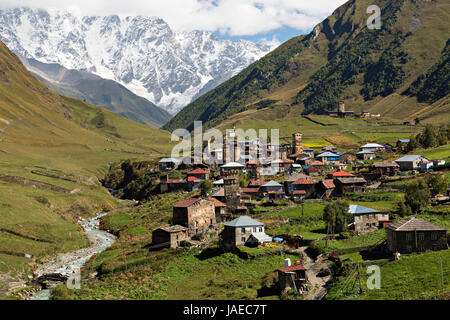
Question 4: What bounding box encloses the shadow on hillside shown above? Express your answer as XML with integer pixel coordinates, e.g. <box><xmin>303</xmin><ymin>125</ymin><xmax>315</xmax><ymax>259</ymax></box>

<box><xmin>195</xmin><ymin>247</ymin><xmax>224</xmax><ymax>261</ymax></box>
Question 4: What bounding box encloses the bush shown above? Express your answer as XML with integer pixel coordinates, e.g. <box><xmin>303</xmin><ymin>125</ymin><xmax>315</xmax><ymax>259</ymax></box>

<box><xmin>307</xmin><ymin>242</ymin><xmax>325</xmax><ymax>258</ymax></box>
<box><xmin>51</xmin><ymin>284</ymin><xmax>73</xmax><ymax>300</ymax></box>
<box><xmin>180</xmin><ymin>240</ymin><xmax>193</xmax><ymax>248</ymax></box>
<box><xmin>35</xmin><ymin>196</ymin><xmax>49</xmax><ymax>205</ymax></box>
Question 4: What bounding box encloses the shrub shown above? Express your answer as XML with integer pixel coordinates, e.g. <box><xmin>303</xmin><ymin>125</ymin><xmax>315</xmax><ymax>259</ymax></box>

<box><xmin>51</xmin><ymin>284</ymin><xmax>73</xmax><ymax>300</ymax></box>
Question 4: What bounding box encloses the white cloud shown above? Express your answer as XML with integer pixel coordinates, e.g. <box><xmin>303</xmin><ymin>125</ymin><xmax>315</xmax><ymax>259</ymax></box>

<box><xmin>1</xmin><ymin>0</ymin><xmax>348</xmax><ymax>36</ymax></box>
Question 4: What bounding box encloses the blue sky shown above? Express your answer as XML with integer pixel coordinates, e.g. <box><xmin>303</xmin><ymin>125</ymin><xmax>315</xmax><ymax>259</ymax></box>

<box><xmin>214</xmin><ymin>25</ymin><xmax>307</xmax><ymax>45</ymax></box>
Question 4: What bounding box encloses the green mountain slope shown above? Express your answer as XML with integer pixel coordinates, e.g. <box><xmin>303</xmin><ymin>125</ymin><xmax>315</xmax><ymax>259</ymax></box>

<box><xmin>164</xmin><ymin>0</ymin><xmax>450</xmax><ymax>132</ymax></box>
<box><xmin>0</xmin><ymin>40</ymin><xmax>174</xmax><ymax>287</ymax></box>
<box><xmin>21</xmin><ymin>58</ymin><xmax>172</xmax><ymax>128</ymax></box>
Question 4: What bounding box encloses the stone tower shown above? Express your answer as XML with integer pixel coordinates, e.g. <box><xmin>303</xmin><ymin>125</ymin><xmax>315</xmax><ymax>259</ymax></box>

<box><xmin>338</xmin><ymin>101</ymin><xmax>345</xmax><ymax>113</ymax></box>
<box><xmin>233</xmin><ymin>142</ymin><xmax>241</xmax><ymax>163</ymax></box>
<box><xmin>292</xmin><ymin>133</ymin><xmax>303</xmax><ymax>155</ymax></box>
<box><xmin>224</xmin><ymin>168</ymin><xmax>241</xmax><ymax>212</ymax></box>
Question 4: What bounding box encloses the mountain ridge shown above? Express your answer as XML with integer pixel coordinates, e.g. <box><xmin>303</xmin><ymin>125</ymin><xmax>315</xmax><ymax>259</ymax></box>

<box><xmin>0</xmin><ymin>7</ymin><xmax>273</xmax><ymax>115</ymax></box>
<box><xmin>164</xmin><ymin>0</ymin><xmax>450</xmax><ymax>132</ymax></box>
<box><xmin>21</xmin><ymin>57</ymin><xmax>172</xmax><ymax>128</ymax></box>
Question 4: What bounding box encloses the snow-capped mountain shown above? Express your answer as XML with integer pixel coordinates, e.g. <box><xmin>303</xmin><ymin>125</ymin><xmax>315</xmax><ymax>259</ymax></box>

<box><xmin>0</xmin><ymin>7</ymin><xmax>274</xmax><ymax>114</ymax></box>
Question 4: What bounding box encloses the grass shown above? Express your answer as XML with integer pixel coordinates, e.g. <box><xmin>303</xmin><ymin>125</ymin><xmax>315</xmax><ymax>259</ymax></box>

<box><xmin>74</xmin><ymin>247</ymin><xmax>297</xmax><ymax>300</ymax></box>
<box><xmin>326</xmin><ymin>250</ymin><xmax>450</xmax><ymax>300</ymax></box>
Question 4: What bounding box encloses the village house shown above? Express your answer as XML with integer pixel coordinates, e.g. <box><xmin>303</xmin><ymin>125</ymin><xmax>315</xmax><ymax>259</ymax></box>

<box><xmin>370</xmin><ymin>162</ymin><xmax>400</xmax><ymax>176</ymax></box>
<box><xmin>316</xmin><ymin>179</ymin><xmax>336</xmax><ymax>199</ymax></box>
<box><xmin>360</xmin><ymin>143</ymin><xmax>385</xmax><ymax>153</ymax></box>
<box><xmin>172</xmin><ymin>198</ymin><xmax>216</xmax><ymax>236</ymax></box>
<box><xmin>206</xmin><ymin>197</ymin><xmax>228</xmax><ymax>223</ymax></box>
<box><xmin>292</xmin><ymin>178</ymin><xmax>315</xmax><ymax>199</ymax></box>
<box><xmin>316</xmin><ymin>152</ymin><xmax>340</xmax><ymax>164</ymax></box>
<box><xmin>212</xmin><ymin>188</ymin><xmax>226</xmax><ymax>203</ymax></box>
<box><xmin>386</xmin><ymin>217</ymin><xmax>448</xmax><ymax>253</ymax></box>
<box><xmin>219</xmin><ymin>216</ymin><xmax>270</xmax><ymax>251</ymax></box>
<box><xmin>327</xmin><ymin>101</ymin><xmax>354</xmax><ymax>118</ymax></box>
<box><xmin>348</xmin><ymin>205</ymin><xmax>389</xmax><ymax>234</ymax></box>
<box><xmin>159</xmin><ymin>157</ymin><xmax>182</xmax><ymax>171</ymax></box>
<box><xmin>419</xmin><ymin>160</ymin><xmax>434</xmax><ymax>173</ymax></box>
<box><xmin>396</xmin><ymin>139</ymin><xmax>410</xmax><ymax>152</ymax></box>
<box><xmin>187</xmin><ymin>168</ymin><xmax>209</xmax><ymax>180</ymax></box>
<box><xmin>221</xmin><ymin>162</ymin><xmax>245</xmax><ymax>176</ymax></box>
<box><xmin>357</xmin><ymin>150</ymin><xmax>376</xmax><ymax>161</ymax></box>
<box><xmin>240</xmin><ymin>187</ymin><xmax>261</xmax><ymax>201</ymax></box>
<box><xmin>151</xmin><ymin>225</ymin><xmax>188</xmax><ymax>249</ymax></box>
<box><xmin>339</xmin><ymin>152</ymin><xmax>357</xmax><ymax>164</ymax></box>
<box><xmin>282</xmin><ymin>173</ymin><xmax>310</xmax><ymax>195</ymax></box>
<box><xmin>302</xmin><ymin>146</ymin><xmax>315</xmax><ymax>157</ymax></box>
<box><xmin>334</xmin><ymin>177</ymin><xmax>367</xmax><ymax>196</ymax></box>
<box><xmin>277</xmin><ymin>260</ymin><xmax>308</xmax><ymax>293</ymax></box>
<box><xmin>322</xmin><ymin>145</ymin><xmax>338</xmax><ymax>153</ymax></box>
<box><xmin>394</xmin><ymin>155</ymin><xmax>429</xmax><ymax>171</ymax></box>
<box><xmin>261</xmin><ymin>180</ymin><xmax>285</xmax><ymax>199</ymax></box>
<box><xmin>305</xmin><ymin>165</ymin><xmax>320</xmax><ymax>176</ymax></box>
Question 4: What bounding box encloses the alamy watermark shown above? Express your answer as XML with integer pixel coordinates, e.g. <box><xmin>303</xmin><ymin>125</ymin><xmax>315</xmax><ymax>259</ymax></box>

<box><xmin>367</xmin><ymin>5</ymin><xmax>382</xmax><ymax>30</ymax></box>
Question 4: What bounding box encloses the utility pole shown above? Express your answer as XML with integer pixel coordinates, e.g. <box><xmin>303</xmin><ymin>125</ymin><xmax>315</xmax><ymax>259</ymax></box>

<box><xmin>357</xmin><ymin>263</ymin><xmax>363</xmax><ymax>294</ymax></box>
<box><xmin>440</xmin><ymin>257</ymin><xmax>444</xmax><ymax>291</ymax></box>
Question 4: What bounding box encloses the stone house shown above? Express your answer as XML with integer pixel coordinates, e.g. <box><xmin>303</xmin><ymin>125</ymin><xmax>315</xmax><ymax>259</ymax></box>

<box><xmin>205</xmin><ymin>197</ymin><xmax>228</xmax><ymax>223</ymax></box>
<box><xmin>339</xmin><ymin>152</ymin><xmax>357</xmax><ymax>164</ymax></box>
<box><xmin>348</xmin><ymin>205</ymin><xmax>389</xmax><ymax>234</ymax></box>
<box><xmin>357</xmin><ymin>150</ymin><xmax>376</xmax><ymax>160</ymax></box>
<box><xmin>277</xmin><ymin>264</ymin><xmax>308</xmax><ymax>293</ymax></box>
<box><xmin>386</xmin><ymin>217</ymin><xmax>448</xmax><ymax>253</ymax></box>
<box><xmin>219</xmin><ymin>216</ymin><xmax>268</xmax><ymax>251</ymax></box>
<box><xmin>173</xmin><ymin>198</ymin><xmax>216</xmax><ymax>236</ymax></box>
<box><xmin>151</xmin><ymin>225</ymin><xmax>188</xmax><ymax>249</ymax></box>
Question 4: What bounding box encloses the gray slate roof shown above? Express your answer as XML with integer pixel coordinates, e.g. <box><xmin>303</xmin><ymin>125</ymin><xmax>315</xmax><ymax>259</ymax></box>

<box><xmin>249</xmin><ymin>232</ymin><xmax>272</xmax><ymax>242</ymax></box>
<box><xmin>386</xmin><ymin>217</ymin><xmax>446</xmax><ymax>231</ymax></box>
<box><xmin>225</xmin><ymin>216</ymin><xmax>264</xmax><ymax>228</ymax></box>
<box><xmin>348</xmin><ymin>205</ymin><xmax>380</xmax><ymax>215</ymax></box>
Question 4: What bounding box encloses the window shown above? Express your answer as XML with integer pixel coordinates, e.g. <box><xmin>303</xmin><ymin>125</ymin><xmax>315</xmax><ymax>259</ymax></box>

<box><xmin>431</xmin><ymin>232</ymin><xmax>438</xmax><ymax>241</ymax></box>
<box><xmin>259</xmin><ymin>227</ymin><xmax>263</xmax><ymax>233</ymax></box>
<box><xmin>241</xmin><ymin>228</ymin><xmax>246</xmax><ymax>233</ymax></box>
<box><xmin>241</xmin><ymin>237</ymin><xmax>246</xmax><ymax>243</ymax></box>
<box><xmin>418</xmin><ymin>233</ymin><xmax>424</xmax><ymax>241</ymax></box>
<box><xmin>406</xmin><ymin>233</ymin><xmax>412</xmax><ymax>241</ymax></box>
<box><xmin>253</xmin><ymin>227</ymin><xmax>257</xmax><ymax>233</ymax></box>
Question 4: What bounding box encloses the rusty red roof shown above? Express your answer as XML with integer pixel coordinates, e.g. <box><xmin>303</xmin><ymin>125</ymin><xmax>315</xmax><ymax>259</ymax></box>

<box><xmin>173</xmin><ymin>198</ymin><xmax>201</xmax><ymax>208</ymax></box>
<box><xmin>249</xmin><ymin>180</ymin><xmax>265</xmax><ymax>186</ymax></box>
<box><xmin>187</xmin><ymin>176</ymin><xmax>201</xmax><ymax>182</ymax></box>
<box><xmin>329</xmin><ymin>170</ymin><xmax>352</xmax><ymax>177</ymax></box>
<box><xmin>241</xmin><ymin>187</ymin><xmax>260</xmax><ymax>193</ymax></box>
<box><xmin>167</xmin><ymin>179</ymin><xmax>185</xmax><ymax>184</ymax></box>
<box><xmin>188</xmin><ymin>168</ymin><xmax>207</xmax><ymax>174</ymax></box>
<box><xmin>292</xmin><ymin>190</ymin><xmax>306</xmax><ymax>195</ymax></box>
<box><xmin>205</xmin><ymin>197</ymin><xmax>227</xmax><ymax>207</ymax></box>
<box><xmin>321</xmin><ymin>179</ymin><xmax>336</xmax><ymax>189</ymax></box>
<box><xmin>278</xmin><ymin>264</ymin><xmax>306</xmax><ymax>273</ymax></box>
<box><xmin>293</xmin><ymin>178</ymin><xmax>314</xmax><ymax>185</ymax></box>
<box><xmin>311</xmin><ymin>161</ymin><xmax>324</xmax><ymax>166</ymax></box>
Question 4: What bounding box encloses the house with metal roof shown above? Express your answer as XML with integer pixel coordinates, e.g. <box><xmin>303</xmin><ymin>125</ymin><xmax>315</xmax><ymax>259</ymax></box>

<box><xmin>348</xmin><ymin>205</ymin><xmax>389</xmax><ymax>234</ymax></box>
<box><xmin>220</xmin><ymin>216</ymin><xmax>271</xmax><ymax>251</ymax></box>
<box><xmin>386</xmin><ymin>217</ymin><xmax>447</xmax><ymax>253</ymax></box>
<box><xmin>316</xmin><ymin>152</ymin><xmax>340</xmax><ymax>163</ymax></box>
<box><xmin>360</xmin><ymin>143</ymin><xmax>385</xmax><ymax>152</ymax></box>
<box><xmin>357</xmin><ymin>150</ymin><xmax>376</xmax><ymax>160</ymax></box>
<box><xmin>172</xmin><ymin>198</ymin><xmax>217</xmax><ymax>236</ymax></box>
<box><xmin>159</xmin><ymin>157</ymin><xmax>182</xmax><ymax>171</ymax></box>
<box><xmin>394</xmin><ymin>155</ymin><xmax>429</xmax><ymax>171</ymax></box>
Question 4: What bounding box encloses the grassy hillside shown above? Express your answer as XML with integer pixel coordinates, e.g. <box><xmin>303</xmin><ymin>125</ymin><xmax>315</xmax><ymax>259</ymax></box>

<box><xmin>0</xmin><ymin>40</ymin><xmax>174</xmax><ymax>287</ymax></box>
<box><xmin>164</xmin><ymin>0</ymin><xmax>450</xmax><ymax>132</ymax></box>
